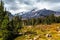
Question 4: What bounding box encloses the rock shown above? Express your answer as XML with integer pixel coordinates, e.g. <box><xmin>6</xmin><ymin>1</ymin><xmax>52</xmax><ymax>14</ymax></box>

<box><xmin>46</xmin><ymin>34</ymin><xmax>52</xmax><ymax>38</ymax></box>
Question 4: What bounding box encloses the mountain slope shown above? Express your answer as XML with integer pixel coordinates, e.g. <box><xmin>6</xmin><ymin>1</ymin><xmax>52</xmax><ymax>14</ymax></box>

<box><xmin>16</xmin><ymin>9</ymin><xmax>60</xmax><ymax>19</ymax></box>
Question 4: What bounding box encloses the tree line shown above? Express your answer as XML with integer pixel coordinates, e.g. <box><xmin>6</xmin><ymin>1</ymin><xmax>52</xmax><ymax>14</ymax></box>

<box><xmin>22</xmin><ymin>13</ymin><xmax>60</xmax><ymax>25</ymax></box>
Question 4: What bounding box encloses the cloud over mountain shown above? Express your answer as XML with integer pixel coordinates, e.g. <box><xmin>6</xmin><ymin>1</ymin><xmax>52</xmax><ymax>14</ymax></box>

<box><xmin>3</xmin><ymin>0</ymin><xmax>60</xmax><ymax>14</ymax></box>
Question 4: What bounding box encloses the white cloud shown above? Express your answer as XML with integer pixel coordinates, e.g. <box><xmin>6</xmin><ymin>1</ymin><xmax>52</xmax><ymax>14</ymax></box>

<box><xmin>9</xmin><ymin>9</ymin><xmax>28</xmax><ymax>14</ymax></box>
<box><xmin>4</xmin><ymin>0</ymin><xmax>60</xmax><ymax>14</ymax></box>
<box><xmin>33</xmin><ymin>2</ymin><xmax>51</xmax><ymax>9</ymax></box>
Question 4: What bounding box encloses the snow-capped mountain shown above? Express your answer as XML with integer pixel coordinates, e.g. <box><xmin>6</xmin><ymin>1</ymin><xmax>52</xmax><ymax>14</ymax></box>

<box><xmin>16</xmin><ymin>9</ymin><xmax>60</xmax><ymax>20</ymax></box>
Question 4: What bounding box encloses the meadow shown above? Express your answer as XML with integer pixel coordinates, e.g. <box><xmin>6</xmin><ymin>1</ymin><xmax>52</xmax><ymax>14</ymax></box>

<box><xmin>15</xmin><ymin>23</ymin><xmax>60</xmax><ymax>40</ymax></box>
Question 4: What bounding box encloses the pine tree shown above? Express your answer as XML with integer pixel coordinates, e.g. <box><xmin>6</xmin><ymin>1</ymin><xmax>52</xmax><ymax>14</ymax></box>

<box><xmin>1</xmin><ymin>15</ymin><xmax>9</xmax><ymax>29</ymax></box>
<box><xmin>0</xmin><ymin>0</ymin><xmax>6</xmax><ymax>27</ymax></box>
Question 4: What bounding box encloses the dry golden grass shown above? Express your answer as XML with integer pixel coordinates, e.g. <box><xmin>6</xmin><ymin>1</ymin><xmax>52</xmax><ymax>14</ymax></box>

<box><xmin>15</xmin><ymin>23</ymin><xmax>60</xmax><ymax>40</ymax></box>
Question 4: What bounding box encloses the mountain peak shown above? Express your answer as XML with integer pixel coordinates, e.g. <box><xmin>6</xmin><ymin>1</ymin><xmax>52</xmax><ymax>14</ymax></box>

<box><xmin>31</xmin><ymin>8</ymin><xmax>40</xmax><ymax>11</ymax></box>
<box><xmin>41</xmin><ymin>8</ymin><xmax>47</xmax><ymax>11</ymax></box>
<box><xmin>15</xmin><ymin>9</ymin><xmax>60</xmax><ymax>20</ymax></box>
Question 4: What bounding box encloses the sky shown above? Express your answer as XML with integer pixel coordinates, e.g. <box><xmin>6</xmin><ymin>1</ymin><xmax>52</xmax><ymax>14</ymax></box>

<box><xmin>3</xmin><ymin>0</ymin><xmax>60</xmax><ymax>14</ymax></box>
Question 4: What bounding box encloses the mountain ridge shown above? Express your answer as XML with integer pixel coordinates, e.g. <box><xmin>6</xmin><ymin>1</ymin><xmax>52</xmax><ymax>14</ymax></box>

<box><xmin>15</xmin><ymin>9</ymin><xmax>60</xmax><ymax>20</ymax></box>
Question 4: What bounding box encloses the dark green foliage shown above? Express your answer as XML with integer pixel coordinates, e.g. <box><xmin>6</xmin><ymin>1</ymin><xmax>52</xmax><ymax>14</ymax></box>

<box><xmin>43</xmin><ymin>14</ymin><xmax>55</xmax><ymax>24</ymax></box>
<box><xmin>0</xmin><ymin>1</ymin><xmax>22</xmax><ymax>40</ymax></box>
<box><xmin>55</xmin><ymin>16</ymin><xmax>60</xmax><ymax>23</ymax></box>
<box><xmin>2</xmin><ymin>16</ymin><xmax>22</xmax><ymax>40</ymax></box>
<box><xmin>23</xmin><ymin>14</ymin><xmax>60</xmax><ymax>25</ymax></box>
<box><xmin>2</xmin><ymin>30</ymin><xmax>14</xmax><ymax>40</ymax></box>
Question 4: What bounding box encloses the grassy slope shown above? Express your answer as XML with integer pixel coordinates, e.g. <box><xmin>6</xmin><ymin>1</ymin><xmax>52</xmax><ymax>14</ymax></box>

<box><xmin>15</xmin><ymin>23</ymin><xmax>60</xmax><ymax>40</ymax></box>
<box><xmin>0</xmin><ymin>23</ymin><xmax>60</xmax><ymax>40</ymax></box>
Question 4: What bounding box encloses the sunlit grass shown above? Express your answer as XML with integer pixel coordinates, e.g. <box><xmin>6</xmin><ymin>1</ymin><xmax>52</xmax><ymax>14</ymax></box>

<box><xmin>15</xmin><ymin>23</ymin><xmax>60</xmax><ymax>40</ymax></box>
